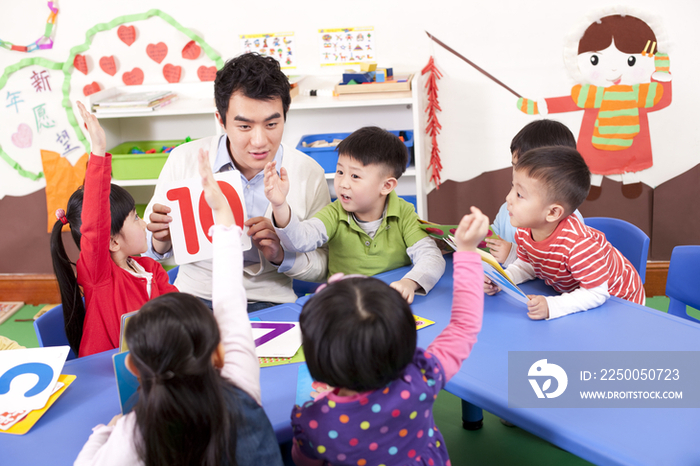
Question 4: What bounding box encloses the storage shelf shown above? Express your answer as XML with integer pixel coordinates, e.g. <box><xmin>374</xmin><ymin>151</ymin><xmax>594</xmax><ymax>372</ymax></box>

<box><xmin>291</xmin><ymin>94</ymin><xmax>413</xmax><ymax>110</ymax></box>
<box><xmin>99</xmin><ymin>73</ymin><xmax>427</xmax><ymax>217</ymax></box>
<box><xmin>112</xmin><ymin>167</ymin><xmax>418</xmax><ymax>187</ymax></box>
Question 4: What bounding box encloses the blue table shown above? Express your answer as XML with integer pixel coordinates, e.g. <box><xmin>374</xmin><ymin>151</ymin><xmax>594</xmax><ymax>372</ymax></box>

<box><xmin>0</xmin><ymin>303</ymin><xmax>303</xmax><ymax>465</ymax></box>
<box><xmin>4</xmin><ymin>257</ymin><xmax>700</xmax><ymax>466</ymax></box>
<box><xmin>370</xmin><ymin>258</ymin><xmax>700</xmax><ymax>466</ymax></box>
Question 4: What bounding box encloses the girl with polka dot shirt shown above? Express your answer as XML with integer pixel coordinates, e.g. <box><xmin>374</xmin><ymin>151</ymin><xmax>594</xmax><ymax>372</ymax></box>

<box><xmin>291</xmin><ymin>207</ymin><xmax>488</xmax><ymax>466</ymax></box>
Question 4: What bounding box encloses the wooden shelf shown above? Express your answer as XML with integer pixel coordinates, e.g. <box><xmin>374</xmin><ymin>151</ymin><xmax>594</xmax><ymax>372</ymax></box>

<box><xmin>112</xmin><ymin>167</ymin><xmax>418</xmax><ymax>186</ymax></box>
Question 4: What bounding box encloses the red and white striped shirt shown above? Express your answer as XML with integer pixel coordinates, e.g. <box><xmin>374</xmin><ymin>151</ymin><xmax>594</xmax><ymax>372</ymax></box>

<box><xmin>514</xmin><ymin>215</ymin><xmax>645</xmax><ymax>305</ymax></box>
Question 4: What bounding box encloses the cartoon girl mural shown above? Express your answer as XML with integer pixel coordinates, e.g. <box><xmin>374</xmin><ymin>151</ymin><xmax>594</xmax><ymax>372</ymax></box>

<box><xmin>517</xmin><ymin>9</ymin><xmax>672</xmax><ymax>177</ymax></box>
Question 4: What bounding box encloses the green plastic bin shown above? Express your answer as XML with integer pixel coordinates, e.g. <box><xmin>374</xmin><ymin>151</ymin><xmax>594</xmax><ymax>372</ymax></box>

<box><xmin>109</xmin><ymin>139</ymin><xmax>186</xmax><ymax>180</ymax></box>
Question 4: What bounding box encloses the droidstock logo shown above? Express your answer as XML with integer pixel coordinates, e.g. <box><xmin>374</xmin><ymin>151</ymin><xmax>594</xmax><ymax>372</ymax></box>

<box><xmin>528</xmin><ymin>359</ymin><xmax>568</xmax><ymax>399</ymax></box>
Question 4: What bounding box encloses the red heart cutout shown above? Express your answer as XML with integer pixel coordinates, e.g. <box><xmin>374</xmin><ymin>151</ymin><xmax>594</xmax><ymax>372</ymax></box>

<box><xmin>197</xmin><ymin>65</ymin><xmax>217</xmax><ymax>82</ymax></box>
<box><xmin>163</xmin><ymin>64</ymin><xmax>182</xmax><ymax>83</ymax></box>
<box><xmin>181</xmin><ymin>40</ymin><xmax>201</xmax><ymax>60</ymax></box>
<box><xmin>73</xmin><ymin>54</ymin><xmax>88</xmax><ymax>75</ymax></box>
<box><xmin>122</xmin><ymin>68</ymin><xmax>144</xmax><ymax>86</ymax></box>
<box><xmin>146</xmin><ymin>42</ymin><xmax>168</xmax><ymax>64</ymax></box>
<box><xmin>83</xmin><ymin>82</ymin><xmax>101</xmax><ymax>96</ymax></box>
<box><xmin>117</xmin><ymin>25</ymin><xmax>136</xmax><ymax>46</ymax></box>
<box><xmin>99</xmin><ymin>56</ymin><xmax>117</xmax><ymax>76</ymax></box>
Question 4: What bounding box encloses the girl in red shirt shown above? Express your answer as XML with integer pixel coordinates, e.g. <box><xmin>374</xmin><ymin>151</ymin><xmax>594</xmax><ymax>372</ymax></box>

<box><xmin>50</xmin><ymin>102</ymin><xmax>177</xmax><ymax>357</ymax></box>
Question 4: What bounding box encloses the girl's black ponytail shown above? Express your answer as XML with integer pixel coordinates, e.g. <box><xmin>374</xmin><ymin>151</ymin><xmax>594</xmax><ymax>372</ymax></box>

<box><xmin>49</xmin><ymin>188</ymin><xmax>86</xmax><ymax>354</ymax></box>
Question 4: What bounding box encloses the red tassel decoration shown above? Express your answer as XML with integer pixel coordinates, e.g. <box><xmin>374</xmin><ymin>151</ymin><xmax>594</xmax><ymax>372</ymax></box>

<box><xmin>422</xmin><ymin>56</ymin><xmax>443</xmax><ymax>188</ymax></box>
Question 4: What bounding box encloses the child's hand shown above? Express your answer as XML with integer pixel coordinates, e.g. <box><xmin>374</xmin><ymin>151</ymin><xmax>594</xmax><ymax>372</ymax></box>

<box><xmin>390</xmin><ymin>278</ymin><xmax>420</xmax><ymax>304</ymax></box>
<box><xmin>484</xmin><ymin>276</ymin><xmax>500</xmax><ymax>295</ymax></box>
<box><xmin>527</xmin><ymin>295</ymin><xmax>549</xmax><ymax>320</ymax></box>
<box><xmin>75</xmin><ymin>101</ymin><xmax>106</xmax><ymax>157</ymax></box>
<box><xmin>198</xmin><ymin>149</ymin><xmax>234</xmax><ymax>228</ymax></box>
<box><xmin>454</xmin><ymin>207</ymin><xmax>490</xmax><ymax>252</ymax></box>
<box><xmin>107</xmin><ymin>414</ymin><xmax>122</xmax><ymax>427</ymax></box>
<box><xmin>486</xmin><ymin>238</ymin><xmax>512</xmax><ymax>264</ymax></box>
<box><xmin>264</xmin><ymin>161</ymin><xmax>289</xmax><ymax>208</ymax></box>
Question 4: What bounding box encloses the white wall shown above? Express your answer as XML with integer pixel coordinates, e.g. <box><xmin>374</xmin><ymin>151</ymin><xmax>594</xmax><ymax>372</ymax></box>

<box><xmin>2</xmin><ymin>0</ymin><xmax>697</xmax><ymax>197</ymax></box>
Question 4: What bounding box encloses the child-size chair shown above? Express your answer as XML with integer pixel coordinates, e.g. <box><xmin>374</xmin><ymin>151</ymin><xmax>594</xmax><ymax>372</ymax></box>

<box><xmin>33</xmin><ymin>304</ymin><xmax>77</xmax><ymax>360</ymax></box>
<box><xmin>665</xmin><ymin>245</ymin><xmax>700</xmax><ymax>323</ymax></box>
<box><xmin>167</xmin><ymin>266</ymin><xmax>179</xmax><ymax>285</ymax></box>
<box><xmin>585</xmin><ymin>217</ymin><xmax>650</xmax><ymax>284</ymax></box>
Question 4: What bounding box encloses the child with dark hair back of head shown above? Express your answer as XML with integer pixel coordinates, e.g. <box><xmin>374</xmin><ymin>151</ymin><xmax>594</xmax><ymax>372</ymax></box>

<box><xmin>291</xmin><ymin>207</ymin><xmax>489</xmax><ymax>466</ymax></box>
<box><xmin>487</xmin><ymin>119</ymin><xmax>585</xmax><ymax>267</ymax></box>
<box><xmin>264</xmin><ymin>126</ymin><xmax>445</xmax><ymax>304</ymax></box>
<box><xmin>75</xmin><ymin>150</ymin><xmax>283</xmax><ymax>466</ymax></box>
<box><xmin>484</xmin><ymin>146</ymin><xmax>645</xmax><ymax>320</ymax></box>
<box><xmin>50</xmin><ymin>102</ymin><xmax>177</xmax><ymax>357</ymax></box>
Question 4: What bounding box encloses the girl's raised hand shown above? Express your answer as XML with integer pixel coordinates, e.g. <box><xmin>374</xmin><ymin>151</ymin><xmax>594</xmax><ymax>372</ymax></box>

<box><xmin>454</xmin><ymin>206</ymin><xmax>489</xmax><ymax>252</ymax></box>
<box><xmin>198</xmin><ymin>149</ymin><xmax>234</xmax><ymax>228</ymax></box>
<box><xmin>75</xmin><ymin>101</ymin><xmax>106</xmax><ymax>157</ymax></box>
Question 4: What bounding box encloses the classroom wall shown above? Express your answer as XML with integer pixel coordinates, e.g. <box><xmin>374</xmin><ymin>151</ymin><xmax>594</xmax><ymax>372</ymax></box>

<box><xmin>1</xmin><ymin>0</ymin><xmax>697</xmax><ymax>272</ymax></box>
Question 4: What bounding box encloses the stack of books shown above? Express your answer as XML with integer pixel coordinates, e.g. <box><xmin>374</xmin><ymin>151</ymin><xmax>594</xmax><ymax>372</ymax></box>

<box><xmin>91</xmin><ymin>90</ymin><xmax>177</xmax><ymax>114</ymax></box>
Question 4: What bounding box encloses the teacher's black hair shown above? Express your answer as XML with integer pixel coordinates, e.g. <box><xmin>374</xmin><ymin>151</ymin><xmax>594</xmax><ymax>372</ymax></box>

<box><xmin>215</xmin><ymin>52</ymin><xmax>291</xmax><ymax>126</ymax></box>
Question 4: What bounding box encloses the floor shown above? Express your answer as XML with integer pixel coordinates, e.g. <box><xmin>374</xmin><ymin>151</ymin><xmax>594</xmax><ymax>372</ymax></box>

<box><xmin>1</xmin><ymin>296</ymin><xmax>692</xmax><ymax>465</ymax></box>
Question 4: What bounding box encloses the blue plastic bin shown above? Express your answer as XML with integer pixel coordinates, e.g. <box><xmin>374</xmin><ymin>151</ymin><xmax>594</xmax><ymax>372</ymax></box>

<box><xmin>296</xmin><ymin>130</ymin><xmax>414</xmax><ymax>173</ymax></box>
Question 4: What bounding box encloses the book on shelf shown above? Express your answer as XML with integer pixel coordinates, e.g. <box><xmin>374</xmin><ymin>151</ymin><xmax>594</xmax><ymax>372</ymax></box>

<box><xmin>91</xmin><ymin>90</ymin><xmax>177</xmax><ymax>113</ymax></box>
<box><xmin>334</xmin><ymin>74</ymin><xmax>413</xmax><ymax>95</ymax></box>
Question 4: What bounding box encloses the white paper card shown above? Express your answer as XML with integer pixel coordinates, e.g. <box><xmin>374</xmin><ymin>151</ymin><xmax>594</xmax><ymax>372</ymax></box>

<box><xmin>0</xmin><ymin>346</ymin><xmax>69</xmax><ymax>413</ymax></box>
<box><xmin>163</xmin><ymin>172</ymin><xmax>251</xmax><ymax>265</ymax></box>
<box><xmin>251</xmin><ymin>322</ymin><xmax>302</xmax><ymax>358</ymax></box>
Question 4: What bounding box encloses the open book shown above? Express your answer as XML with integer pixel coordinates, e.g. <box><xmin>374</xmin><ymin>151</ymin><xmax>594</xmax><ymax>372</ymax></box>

<box><xmin>418</xmin><ymin>220</ymin><xmax>528</xmax><ymax>305</ymax></box>
<box><xmin>418</xmin><ymin>220</ymin><xmax>499</xmax><ymax>253</ymax></box>
<box><xmin>478</xmin><ymin>249</ymin><xmax>528</xmax><ymax>304</ymax></box>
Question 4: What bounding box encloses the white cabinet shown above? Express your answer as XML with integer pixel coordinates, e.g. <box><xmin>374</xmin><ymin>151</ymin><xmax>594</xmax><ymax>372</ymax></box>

<box><xmin>91</xmin><ymin>75</ymin><xmax>427</xmax><ymax>218</ymax></box>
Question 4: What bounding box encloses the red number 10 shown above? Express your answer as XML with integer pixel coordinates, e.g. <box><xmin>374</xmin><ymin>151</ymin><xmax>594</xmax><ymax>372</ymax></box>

<box><xmin>166</xmin><ymin>182</ymin><xmax>245</xmax><ymax>255</ymax></box>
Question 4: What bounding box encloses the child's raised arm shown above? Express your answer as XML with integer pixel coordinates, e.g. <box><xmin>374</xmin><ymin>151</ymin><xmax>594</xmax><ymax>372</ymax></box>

<box><xmin>427</xmin><ymin>207</ymin><xmax>488</xmax><ymax>381</ymax></box>
<box><xmin>263</xmin><ymin>161</ymin><xmax>292</xmax><ymax>228</ymax></box>
<box><xmin>200</xmin><ymin>151</ymin><xmax>262</xmax><ymax>404</ymax></box>
<box><xmin>76</xmin><ymin>101</ymin><xmax>106</xmax><ymax>158</ymax></box>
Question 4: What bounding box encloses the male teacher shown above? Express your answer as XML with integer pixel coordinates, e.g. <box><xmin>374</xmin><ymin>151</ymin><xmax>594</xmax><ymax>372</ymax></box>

<box><xmin>144</xmin><ymin>53</ymin><xmax>330</xmax><ymax>311</ymax></box>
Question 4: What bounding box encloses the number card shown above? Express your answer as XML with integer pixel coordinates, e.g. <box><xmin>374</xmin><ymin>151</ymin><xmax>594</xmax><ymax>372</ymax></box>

<box><xmin>163</xmin><ymin>172</ymin><xmax>251</xmax><ymax>265</ymax></box>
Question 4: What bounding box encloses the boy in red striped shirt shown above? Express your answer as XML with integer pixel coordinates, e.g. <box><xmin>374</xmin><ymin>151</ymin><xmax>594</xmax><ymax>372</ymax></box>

<box><xmin>484</xmin><ymin>146</ymin><xmax>645</xmax><ymax>319</ymax></box>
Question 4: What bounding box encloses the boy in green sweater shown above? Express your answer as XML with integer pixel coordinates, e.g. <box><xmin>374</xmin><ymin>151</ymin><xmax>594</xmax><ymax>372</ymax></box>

<box><xmin>264</xmin><ymin>126</ymin><xmax>445</xmax><ymax>303</ymax></box>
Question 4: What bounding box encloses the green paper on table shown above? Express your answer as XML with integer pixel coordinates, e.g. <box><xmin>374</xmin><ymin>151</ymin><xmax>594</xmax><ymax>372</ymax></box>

<box><xmin>418</xmin><ymin>220</ymin><xmax>499</xmax><ymax>252</ymax></box>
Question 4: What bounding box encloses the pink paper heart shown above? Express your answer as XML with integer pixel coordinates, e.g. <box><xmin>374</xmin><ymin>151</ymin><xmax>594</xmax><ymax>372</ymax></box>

<box><xmin>146</xmin><ymin>42</ymin><xmax>168</xmax><ymax>64</ymax></box>
<box><xmin>117</xmin><ymin>25</ymin><xmax>136</xmax><ymax>46</ymax></box>
<box><xmin>74</xmin><ymin>54</ymin><xmax>88</xmax><ymax>75</ymax></box>
<box><xmin>181</xmin><ymin>40</ymin><xmax>201</xmax><ymax>60</ymax></box>
<box><xmin>162</xmin><ymin>64</ymin><xmax>182</xmax><ymax>83</ymax></box>
<box><xmin>11</xmin><ymin>123</ymin><xmax>32</xmax><ymax>149</ymax></box>
<box><xmin>197</xmin><ymin>65</ymin><xmax>216</xmax><ymax>82</ymax></box>
<box><xmin>83</xmin><ymin>82</ymin><xmax>101</xmax><ymax>96</ymax></box>
<box><xmin>122</xmin><ymin>68</ymin><xmax>144</xmax><ymax>86</ymax></box>
<box><xmin>99</xmin><ymin>56</ymin><xmax>117</xmax><ymax>76</ymax></box>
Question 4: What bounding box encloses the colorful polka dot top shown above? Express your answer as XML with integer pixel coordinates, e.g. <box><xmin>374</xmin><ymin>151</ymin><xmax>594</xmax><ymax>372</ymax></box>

<box><xmin>292</xmin><ymin>348</ymin><xmax>451</xmax><ymax>466</ymax></box>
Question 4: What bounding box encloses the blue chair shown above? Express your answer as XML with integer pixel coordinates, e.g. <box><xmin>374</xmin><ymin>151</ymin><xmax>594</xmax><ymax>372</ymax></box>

<box><xmin>292</xmin><ymin>280</ymin><xmax>321</xmax><ymax>298</ymax></box>
<box><xmin>33</xmin><ymin>304</ymin><xmax>77</xmax><ymax>360</ymax></box>
<box><xmin>585</xmin><ymin>217</ymin><xmax>650</xmax><ymax>284</ymax></box>
<box><xmin>167</xmin><ymin>266</ymin><xmax>179</xmax><ymax>285</ymax></box>
<box><xmin>665</xmin><ymin>246</ymin><xmax>700</xmax><ymax>323</ymax></box>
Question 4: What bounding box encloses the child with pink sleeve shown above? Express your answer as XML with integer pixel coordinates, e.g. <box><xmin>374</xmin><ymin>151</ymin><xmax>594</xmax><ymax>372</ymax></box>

<box><xmin>291</xmin><ymin>207</ymin><xmax>489</xmax><ymax>466</ymax></box>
